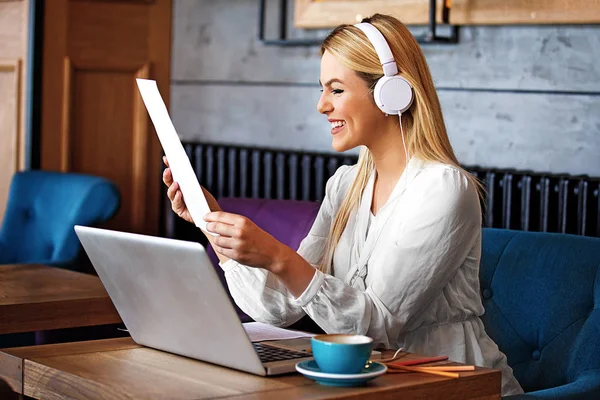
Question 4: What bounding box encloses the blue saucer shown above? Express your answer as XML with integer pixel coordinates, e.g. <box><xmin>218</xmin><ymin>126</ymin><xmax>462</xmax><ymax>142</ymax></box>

<box><xmin>295</xmin><ymin>360</ymin><xmax>387</xmax><ymax>387</ymax></box>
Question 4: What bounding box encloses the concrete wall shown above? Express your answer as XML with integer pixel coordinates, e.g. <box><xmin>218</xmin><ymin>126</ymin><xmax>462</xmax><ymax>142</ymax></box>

<box><xmin>171</xmin><ymin>0</ymin><xmax>600</xmax><ymax>177</ymax></box>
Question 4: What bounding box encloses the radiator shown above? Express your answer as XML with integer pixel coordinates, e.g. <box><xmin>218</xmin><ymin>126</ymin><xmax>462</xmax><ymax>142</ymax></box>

<box><xmin>162</xmin><ymin>143</ymin><xmax>600</xmax><ymax>239</ymax></box>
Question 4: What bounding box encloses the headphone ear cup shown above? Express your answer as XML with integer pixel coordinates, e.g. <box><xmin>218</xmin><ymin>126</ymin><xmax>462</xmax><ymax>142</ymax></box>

<box><xmin>373</xmin><ymin>75</ymin><xmax>414</xmax><ymax>115</ymax></box>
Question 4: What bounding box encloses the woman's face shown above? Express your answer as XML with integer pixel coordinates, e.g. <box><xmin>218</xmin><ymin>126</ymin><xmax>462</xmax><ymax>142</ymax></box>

<box><xmin>317</xmin><ymin>50</ymin><xmax>387</xmax><ymax>152</ymax></box>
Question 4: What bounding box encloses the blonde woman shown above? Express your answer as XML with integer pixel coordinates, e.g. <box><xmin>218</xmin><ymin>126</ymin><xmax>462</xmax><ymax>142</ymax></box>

<box><xmin>163</xmin><ymin>14</ymin><xmax>523</xmax><ymax>395</ymax></box>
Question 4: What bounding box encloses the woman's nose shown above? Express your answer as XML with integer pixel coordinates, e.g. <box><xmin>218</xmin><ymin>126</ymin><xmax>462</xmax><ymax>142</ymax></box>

<box><xmin>317</xmin><ymin>93</ymin><xmax>332</xmax><ymax>115</ymax></box>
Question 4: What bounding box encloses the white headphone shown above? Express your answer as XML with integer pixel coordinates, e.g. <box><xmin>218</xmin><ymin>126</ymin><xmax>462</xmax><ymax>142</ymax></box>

<box><xmin>354</xmin><ymin>22</ymin><xmax>414</xmax><ymax>116</ymax></box>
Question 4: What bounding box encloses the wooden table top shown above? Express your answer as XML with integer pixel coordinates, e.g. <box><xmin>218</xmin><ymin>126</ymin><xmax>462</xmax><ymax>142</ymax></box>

<box><xmin>0</xmin><ymin>337</ymin><xmax>501</xmax><ymax>399</ymax></box>
<box><xmin>0</xmin><ymin>264</ymin><xmax>121</xmax><ymax>334</ymax></box>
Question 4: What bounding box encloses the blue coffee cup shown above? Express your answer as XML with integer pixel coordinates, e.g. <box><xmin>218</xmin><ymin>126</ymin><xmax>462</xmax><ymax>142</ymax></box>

<box><xmin>311</xmin><ymin>334</ymin><xmax>374</xmax><ymax>374</ymax></box>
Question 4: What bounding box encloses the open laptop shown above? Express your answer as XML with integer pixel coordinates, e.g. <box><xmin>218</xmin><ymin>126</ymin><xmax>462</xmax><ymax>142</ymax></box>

<box><xmin>74</xmin><ymin>225</ymin><xmax>313</xmax><ymax>376</ymax></box>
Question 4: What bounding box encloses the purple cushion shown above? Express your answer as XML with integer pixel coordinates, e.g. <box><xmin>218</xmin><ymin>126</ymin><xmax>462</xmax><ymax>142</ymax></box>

<box><xmin>206</xmin><ymin>198</ymin><xmax>321</xmax><ymax>322</ymax></box>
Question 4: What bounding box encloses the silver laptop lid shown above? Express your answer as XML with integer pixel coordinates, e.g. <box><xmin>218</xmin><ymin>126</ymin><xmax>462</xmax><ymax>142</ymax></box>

<box><xmin>74</xmin><ymin>225</ymin><xmax>266</xmax><ymax>376</ymax></box>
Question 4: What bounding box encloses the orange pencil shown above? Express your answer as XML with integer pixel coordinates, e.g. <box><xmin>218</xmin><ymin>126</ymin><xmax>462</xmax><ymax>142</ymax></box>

<box><xmin>386</xmin><ymin>364</ymin><xmax>460</xmax><ymax>378</ymax></box>
<box><xmin>420</xmin><ymin>365</ymin><xmax>475</xmax><ymax>372</ymax></box>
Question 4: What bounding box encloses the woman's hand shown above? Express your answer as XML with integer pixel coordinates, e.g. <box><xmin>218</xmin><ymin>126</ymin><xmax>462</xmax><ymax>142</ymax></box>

<box><xmin>162</xmin><ymin>156</ymin><xmax>220</xmax><ymax>225</ymax></box>
<box><xmin>205</xmin><ymin>211</ymin><xmax>317</xmax><ymax>296</ymax></box>
<box><xmin>204</xmin><ymin>211</ymin><xmax>292</xmax><ymax>272</ymax></box>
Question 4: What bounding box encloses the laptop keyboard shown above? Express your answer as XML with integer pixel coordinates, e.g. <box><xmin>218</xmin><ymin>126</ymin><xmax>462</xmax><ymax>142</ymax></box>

<box><xmin>253</xmin><ymin>342</ymin><xmax>310</xmax><ymax>363</ymax></box>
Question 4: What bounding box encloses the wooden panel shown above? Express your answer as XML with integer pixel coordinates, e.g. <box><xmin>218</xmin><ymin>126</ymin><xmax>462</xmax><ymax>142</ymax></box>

<box><xmin>68</xmin><ymin>1</ymin><xmax>150</xmax><ymax>65</ymax></box>
<box><xmin>0</xmin><ymin>350</ymin><xmax>22</xmax><ymax>394</ymax></box>
<box><xmin>23</xmin><ymin>348</ymin><xmax>273</xmax><ymax>399</ymax></box>
<box><xmin>227</xmin><ymin>372</ymin><xmax>500</xmax><ymax>400</ymax></box>
<box><xmin>70</xmin><ymin>0</ymin><xmax>154</xmax><ymax>3</ymax></box>
<box><xmin>0</xmin><ymin>1</ymin><xmax>26</xmax><ymax>57</ymax></box>
<box><xmin>295</xmin><ymin>0</ymin><xmax>435</xmax><ymax>28</ymax></box>
<box><xmin>171</xmin><ymin>84</ymin><xmax>600</xmax><ymax>177</ymax></box>
<box><xmin>132</xmin><ymin>64</ymin><xmax>151</xmax><ymax>231</ymax></box>
<box><xmin>0</xmin><ymin>264</ymin><xmax>121</xmax><ymax>334</ymax></box>
<box><xmin>0</xmin><ymin>60</ymin><xmax>21</xmax><ymax>225</ymax></box>
<box><xmin>295</xmin><ymin>0</ymin><xmax>600</xmax><ymax>28</ymax></box>
<box><xmin>0</xmin><ymin>0</ymin><xmax>28</xmax><ymax>224</ymax></box>
<box><xmin>146</xmin><ymin>0</ymin><xmax>171</xmax><ymax>236</ymax></box>
<box><xmin>451</xmin><ymin>0</ymin><xmax>600</xmax><ymax>25</ymax></box>
<box><xmin>173</xmin><ymin>1</ymin><xmax>600</xmax><ymax>93</ymax></box>
<box><xmin>40</xmin><ymin>0</ymin><xmax>68</xmax><ymax>174</ymax></box>
<box><xmin>1</xmin><ymin>338</ymin><xmax>139</xmax><ymax>360</ymax></box>
<box><xmin>61</xmin><ymin>60</ymin><xmax>150</xmax><ymax>231</ymax></box>
<box><xmin>0</xmin><ymin>337</ymin><xmax>138</xmax><ymax>396</ymax></box>
<box><xmin>41</xmin><ymin>0</ymin><xmax>171</xmax><ymax>235</ymax></box>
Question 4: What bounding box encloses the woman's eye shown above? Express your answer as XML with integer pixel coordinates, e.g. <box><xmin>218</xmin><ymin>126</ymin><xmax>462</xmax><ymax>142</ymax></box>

<box><xmin>319</xmin><ymin>88</ymin><xmax>343</xmax><ymax>94</ymax></box>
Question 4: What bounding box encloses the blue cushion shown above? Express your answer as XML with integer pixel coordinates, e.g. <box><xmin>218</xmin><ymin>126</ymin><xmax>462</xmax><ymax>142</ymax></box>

<box><xmin>481</xmin><ymin>229</ymin><xmax>600</xmax><ymax>398</ymax></box>
<box><xmin>506</xmin><ymin>369</ymin><xmax>600</xmax><ymax>400</ymax></box>
<box><xmin>0</xmin><ymin>170</ymin><xmax>120</xmax><ymax>268</ymax></box>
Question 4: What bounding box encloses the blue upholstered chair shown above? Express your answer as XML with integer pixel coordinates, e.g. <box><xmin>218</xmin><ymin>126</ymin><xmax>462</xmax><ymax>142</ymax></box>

<box><xmin>481</xmin><ymin>229</ymin><xmax>600</xmax><ymax>399</ymax></box>
<box><xmin>0</xmin><ymin>170</ymin><xmax>121</xmax><ymax>270</ymax></box>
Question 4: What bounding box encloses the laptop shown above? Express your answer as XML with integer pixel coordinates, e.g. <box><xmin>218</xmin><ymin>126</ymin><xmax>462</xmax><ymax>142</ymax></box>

<box><xmin>74</xmin><ymin>225</ymin><xmax>313</xmax><ymax>376</ymax></box>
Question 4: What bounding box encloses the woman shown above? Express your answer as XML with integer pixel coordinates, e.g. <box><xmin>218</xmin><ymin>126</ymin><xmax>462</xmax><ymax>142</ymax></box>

<box><xmin>163</xmin><ymin>14</ymin><xmax>523</xmax><ymax>395</ymax></box>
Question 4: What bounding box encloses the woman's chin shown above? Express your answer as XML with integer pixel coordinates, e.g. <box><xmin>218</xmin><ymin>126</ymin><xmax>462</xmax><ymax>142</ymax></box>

<box><xmin>331</xmin><ymin>137</ymin><xmax>354</xmax><ymax>153</ymax></box>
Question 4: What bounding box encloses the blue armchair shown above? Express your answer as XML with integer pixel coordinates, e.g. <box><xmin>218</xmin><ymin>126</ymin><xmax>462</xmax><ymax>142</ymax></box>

<box><xmin>481</xmin><ymin>229</ymin><xmax>600</xmax><ymax>399</ymax></box>
<box><xmin>0</xmin><ymin>170</ymin><xmax>120</xmax><ymax>269</ymax></box>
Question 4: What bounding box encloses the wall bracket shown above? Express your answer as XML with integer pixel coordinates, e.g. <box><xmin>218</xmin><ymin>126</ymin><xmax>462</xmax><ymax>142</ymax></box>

<box><xmin>258</xmin><ymin>0</ymin><xmax>459</xmax><ymax>46</ymax></box>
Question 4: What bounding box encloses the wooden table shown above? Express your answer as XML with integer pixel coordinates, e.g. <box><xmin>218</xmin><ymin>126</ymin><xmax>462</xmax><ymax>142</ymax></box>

<box><xmin>0</xmin><ymin>264</ymin><xmax>121</xmax><ymax>334</ymax></box>
<box><xmin>0</xmin><ymin>337</ymin><xmax>501</xmax><ymax>399</ymax></box>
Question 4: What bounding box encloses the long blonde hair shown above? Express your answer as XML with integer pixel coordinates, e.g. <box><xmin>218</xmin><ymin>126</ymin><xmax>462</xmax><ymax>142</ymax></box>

<box><xmin>318</xmin><ymin>14</ymin><xmax>481</xmax><ymax>275</ymax></box>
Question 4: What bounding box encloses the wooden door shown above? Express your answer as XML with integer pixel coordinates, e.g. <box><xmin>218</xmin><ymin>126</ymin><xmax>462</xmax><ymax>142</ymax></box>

<box><xmin>0</xmin><ymin>0</ymin><xmax>29</xmax><ymax>225</ymax></box>
<box><xmin>40</xmin><ymin>0</ymin><xmax>171</xmax><ymax>235</ymax></box>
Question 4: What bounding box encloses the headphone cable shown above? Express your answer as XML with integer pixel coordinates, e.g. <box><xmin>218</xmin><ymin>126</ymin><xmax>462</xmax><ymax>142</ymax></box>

<box><xmin>399</xmin><ymin>113</ymin><xmax>409</xmax><ymax>170</ymax></box>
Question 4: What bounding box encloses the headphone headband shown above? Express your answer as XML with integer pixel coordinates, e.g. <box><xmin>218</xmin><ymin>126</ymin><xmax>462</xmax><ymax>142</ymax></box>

<box><xmin>354</xmin><ymin>22</ymin><xmax>398</xmax><ymax>77</ymax></box>
<box><xmin>352</xmin><ymin>21</ymin><xmax>413</xmax><ymax>115</ymax></box>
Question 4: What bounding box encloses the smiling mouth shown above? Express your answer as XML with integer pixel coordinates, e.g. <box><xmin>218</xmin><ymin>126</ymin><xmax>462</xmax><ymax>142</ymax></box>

<box><xmin>330</xmin><ymin>120</ymin><xmax>346</xmax><ymax>135</ymax></box>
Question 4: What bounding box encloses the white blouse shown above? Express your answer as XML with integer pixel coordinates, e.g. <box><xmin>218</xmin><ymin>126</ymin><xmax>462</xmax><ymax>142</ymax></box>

<box><xmin>220</xmin><ymin>157</ymin><xmax>523</xmax><ymax>396</ymax></box>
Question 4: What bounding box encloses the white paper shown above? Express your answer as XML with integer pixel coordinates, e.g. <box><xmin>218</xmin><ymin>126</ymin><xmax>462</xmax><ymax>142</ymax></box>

<box><xmin>243</xmin><ymin>322</ymin><xmax>316</xmax><ymax>342</ymax></box>
<box><xmin>136</xmin><ymin>79</ymin><xmax>212</xmax><ymax>233</ymax></box>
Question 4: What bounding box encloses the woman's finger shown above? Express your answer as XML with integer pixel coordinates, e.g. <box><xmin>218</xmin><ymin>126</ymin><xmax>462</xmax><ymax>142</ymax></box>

<box><xmin>173</xmin><ymin>189</ymin><xmax>186</xmax><ymax>211</ymax></box>
<box><xmin>213</xmin><ymin>235</ymin><xmax>238</xmax><ymax>250</ymax></box>
<box><xmin>206</xmin><ymin>222</ymin><xmax>241</xmax><ymax>238</ymax></box>
<box><xmin>167</xmin><ymin>181</ymin><xmax>179</xmax><ymax>202</ymax></box>
<box><xmin>213</xmin><ymin>245</ymin><xmax>237</xmax><ymax>260</ymax></box>
<box><xmin>204</xmin><ymin>211</ymin><xmax>245</xmax><ymax>226</ymax></box>
<box><xmin>162</xmin><ymin>156</ymin><xmax>170</xmax><ymax>167</ymax></box>
<box><xmin>162</xmin><ymin>167</ymin><xmax>173</xmax><ymax>186</ymax></box>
